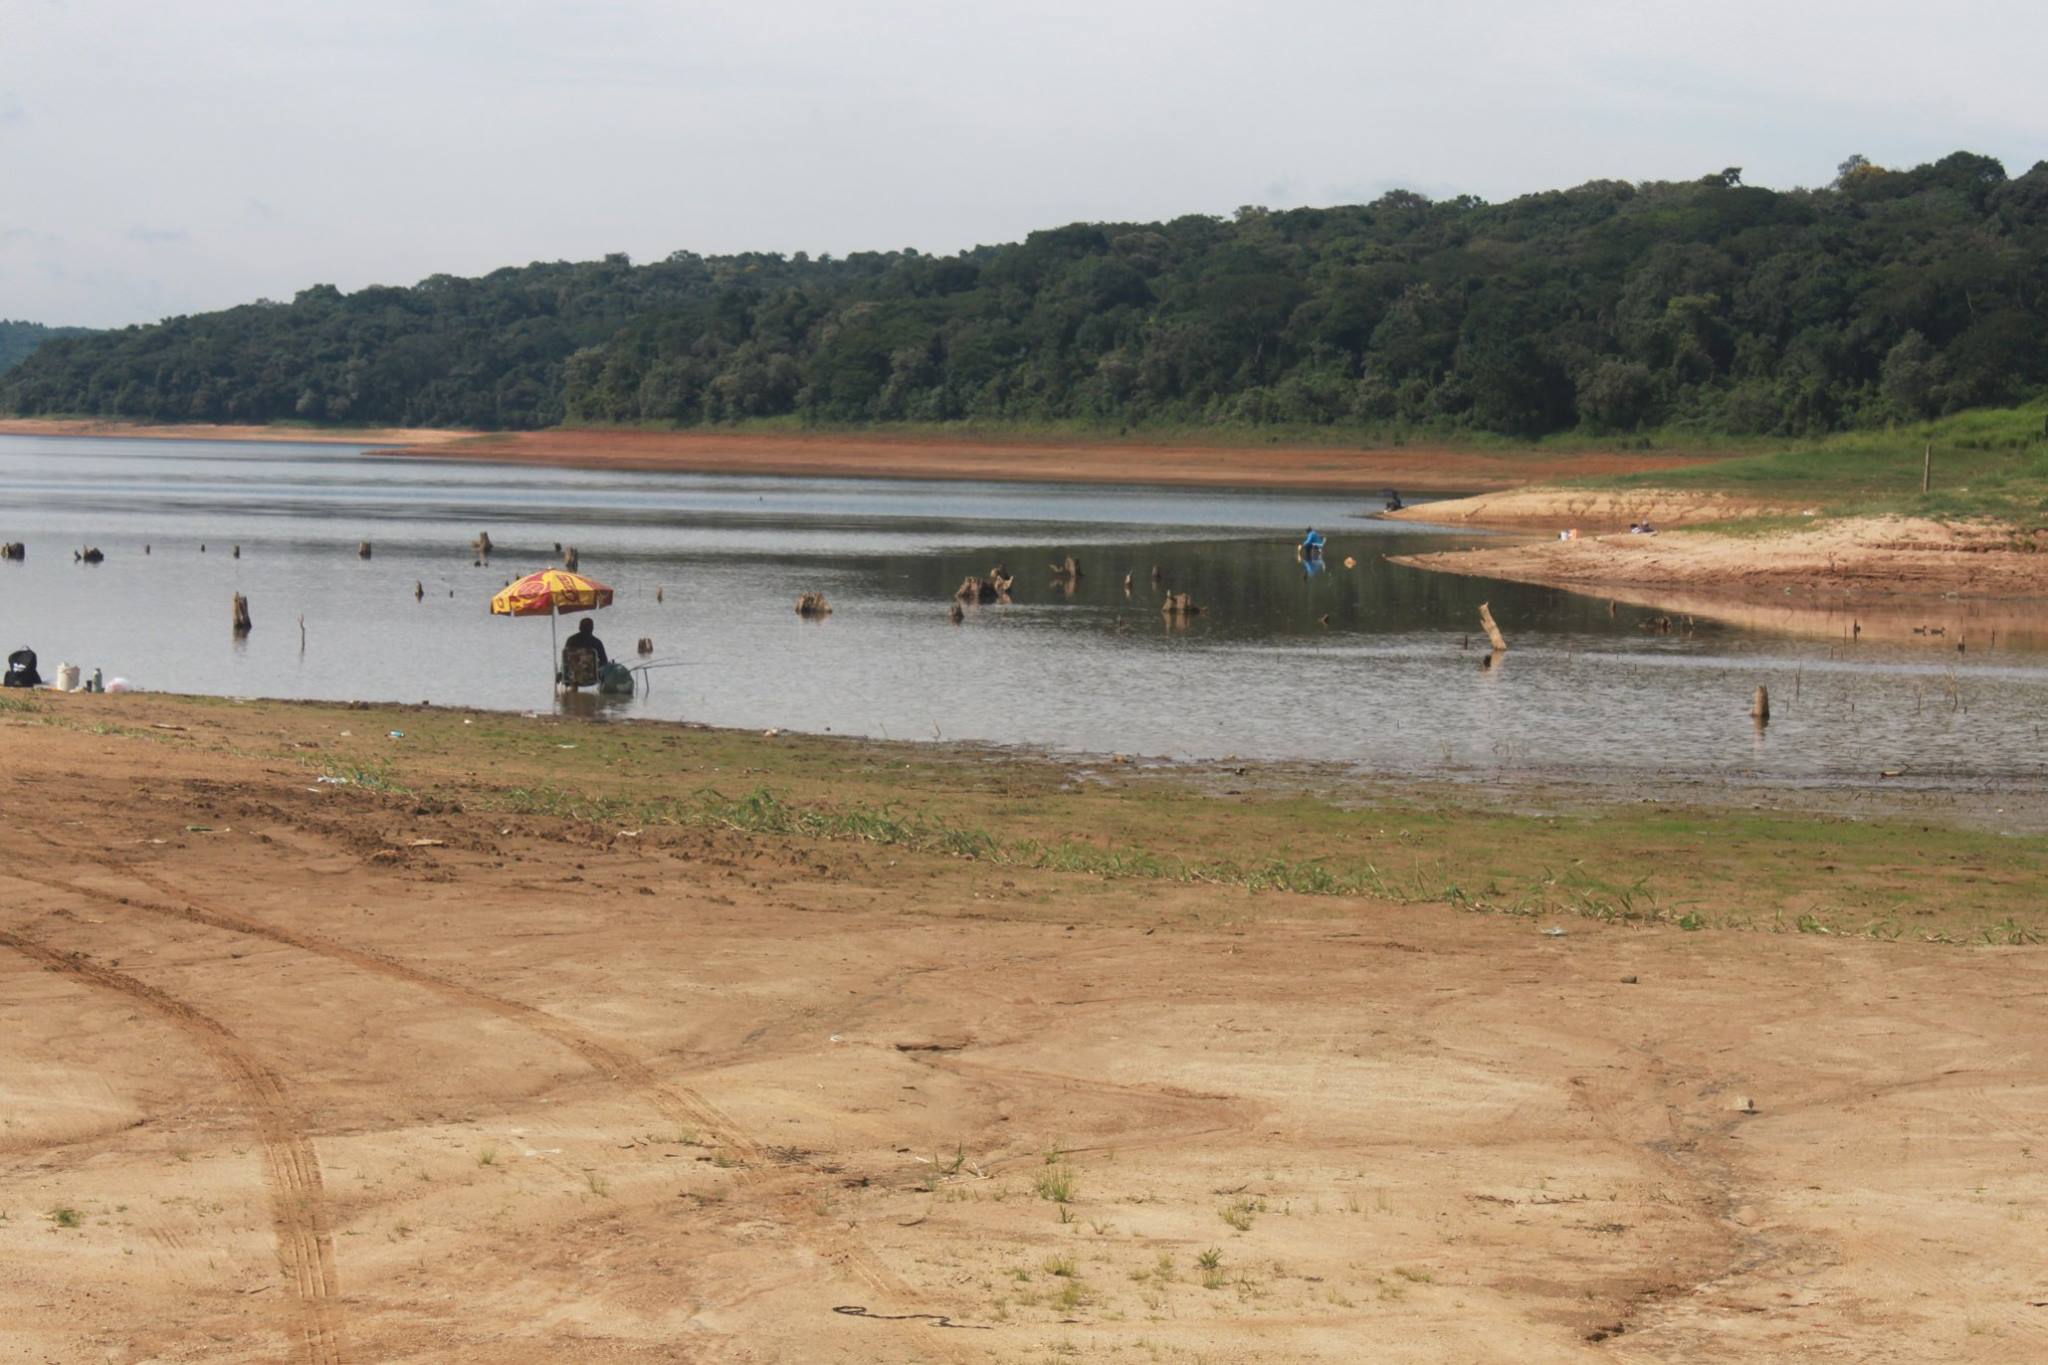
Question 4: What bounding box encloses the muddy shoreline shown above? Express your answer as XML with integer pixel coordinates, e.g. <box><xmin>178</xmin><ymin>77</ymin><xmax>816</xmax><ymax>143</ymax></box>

<box><xmin>0</xmin><ymin>417</ymin><xmax>1733</xmax><ymax>494</ymax></box>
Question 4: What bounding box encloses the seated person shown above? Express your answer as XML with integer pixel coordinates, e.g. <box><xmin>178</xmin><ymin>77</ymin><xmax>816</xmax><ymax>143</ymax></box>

<box><xmin>560</xmin><ymin>618</ymin><xmax>609</xmax><ymax>688</ymax></box>
<box><xmin>566</xmin><ymin>617</ymin><xmax>608</xmax><ymax>666</ymax></box>
<box><xmin>4</xmin><ymin>647</ymin><xmax>40</xmax><ymax>688</ymax></box>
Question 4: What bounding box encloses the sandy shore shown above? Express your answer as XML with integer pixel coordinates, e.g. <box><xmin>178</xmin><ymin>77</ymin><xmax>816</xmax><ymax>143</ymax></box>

<box><xmin>1387</xmin><ymin>485</ymin><xmax>1796</xmax><ymax>530</ymax></box>
<box><xmin>1390</xmin><ymin>514</ymin><xmax>2048</xmax><ymax>636</ymax></box>
<box><xmin>0</xmin><ymin>417</ymin><xmax>1735</xmax><ymax>491</ymax></box>
<box><xmin>4</xmin><ymin>694</ymin><xmax>2047</xmax><ymax>1362</ymax></box>
<box><xmin>0</xmin><ymin>418</ymin><xmax>475</xmax><ymax>446</ymax></box>
<box><xmin>370</xmin><ymin>427</ymin><xmax>1731</xmax><ymax>494</ymax></box>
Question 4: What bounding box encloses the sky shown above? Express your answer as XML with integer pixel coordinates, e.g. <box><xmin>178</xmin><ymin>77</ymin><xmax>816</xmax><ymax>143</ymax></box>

<box><xmin>3</xmin><ymin>0</ymin><xmax>2044</xmax><ymax>328</ymax></box>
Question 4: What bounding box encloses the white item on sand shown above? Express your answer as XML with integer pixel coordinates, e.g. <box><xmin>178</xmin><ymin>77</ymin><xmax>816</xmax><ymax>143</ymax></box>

<box><xmin>106</xmin><ymin>677</ymin><xmax>131</xmax><ymax>693</ymax></box>
<box><xmin>55</xmin><ymin>663</ymin><xmax>81</xmax><ymax>692</ymax></box>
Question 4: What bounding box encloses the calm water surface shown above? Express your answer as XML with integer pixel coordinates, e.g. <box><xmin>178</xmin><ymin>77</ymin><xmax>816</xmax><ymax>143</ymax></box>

<box><xmin>4</xmin><ymin>434</ymin><xmax>2045</xmax><ymax>790</ymax></box>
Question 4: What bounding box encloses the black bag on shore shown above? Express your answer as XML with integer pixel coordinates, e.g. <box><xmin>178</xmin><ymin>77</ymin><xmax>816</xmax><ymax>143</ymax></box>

<box><xmin>4</xmin><ymin>647</ymin><xmax>40</xmax><ymax>688</ymax></box>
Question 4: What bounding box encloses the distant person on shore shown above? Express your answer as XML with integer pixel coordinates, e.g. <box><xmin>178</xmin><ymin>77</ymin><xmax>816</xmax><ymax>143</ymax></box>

<box><xmin>1300</xmin><ymin>527</ymin><xmax>1326</xmax><ymax>558</ymax></box>
<box><xmin>4</xmin><ymin>646</ymin><xmax>41</xmax><ymax>688</ymax></box>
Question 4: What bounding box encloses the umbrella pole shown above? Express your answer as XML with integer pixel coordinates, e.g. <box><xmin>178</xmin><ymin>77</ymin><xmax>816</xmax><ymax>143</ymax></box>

<box><xmin>550</xmin><ymin>600</ymin><xmax>559</xmax><ymax>699</ymax></box>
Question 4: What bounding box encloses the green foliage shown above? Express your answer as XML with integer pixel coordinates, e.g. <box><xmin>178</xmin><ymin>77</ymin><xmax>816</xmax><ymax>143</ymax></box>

<box><xmin>6</xmin><ymin>151</ymin><xmax>2046</xmax><ymax>438</ymax></box>
<box><xmin>0</xmin><ymin>320</ymin><xmax>96</xmax><ymax>375</ymax></box>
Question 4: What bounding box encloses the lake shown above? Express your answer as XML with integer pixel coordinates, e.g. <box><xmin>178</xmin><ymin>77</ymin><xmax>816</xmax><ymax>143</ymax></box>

<box><xmin>4</xmin><ymin>433</ymin><xmax>2045</xmax><ymax>792</ymax></box>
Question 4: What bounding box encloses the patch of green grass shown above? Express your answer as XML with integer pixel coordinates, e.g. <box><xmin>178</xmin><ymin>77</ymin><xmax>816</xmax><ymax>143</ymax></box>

<box><xmin>1035</xmin><ymin>1165</ymin><xmax>1077</xmax><ymax>1204</ymax></box>
<box><xmin>1219</xmin><ymin>1196</ymin><xmax>1263</xmax><ymax>1231</ymax></box>
<box><xmin>1585</xmin><ymin>401</ymin><xmax>2048</xmax><ymax>522</ymax></box>
<box><xmin>48</xmin><ymin>1206</ymin><xmax>81</xmax><ymax>1228</ymax></box>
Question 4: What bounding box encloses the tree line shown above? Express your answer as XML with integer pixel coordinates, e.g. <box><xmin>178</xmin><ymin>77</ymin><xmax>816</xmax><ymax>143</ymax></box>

<box><xmin>0</xmin><ymin>320</ymin><xmax>97</xmax><ymax>376</ymax></box>
<box><xmin>5</xmin><ymin>151</ymin><xmax>2044</xmax><ymax>439</ymax></box>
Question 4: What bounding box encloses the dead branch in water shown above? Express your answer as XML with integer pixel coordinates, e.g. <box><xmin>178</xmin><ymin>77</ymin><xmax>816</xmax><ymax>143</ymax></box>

<box><xmin>1477</xmin><ymin>602</ymin><xmax>1507</xmax><ymax>653</ymax></box>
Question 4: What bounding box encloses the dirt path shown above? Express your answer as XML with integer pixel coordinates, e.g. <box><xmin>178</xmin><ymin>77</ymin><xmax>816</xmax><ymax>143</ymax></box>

<box><xmin>4</xmin><ymin>705</ymin><xmax>2046</xmax><ymax>1361</ymax></box>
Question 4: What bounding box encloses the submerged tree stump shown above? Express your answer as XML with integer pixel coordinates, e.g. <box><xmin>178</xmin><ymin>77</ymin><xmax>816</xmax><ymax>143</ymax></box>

<box><xmin>0</xmin><ymin>542</ymin><xmax>23</xmax><ymax>561</ymax></box>
<box><xmin>1477</xmin><ymin>602</ymin><xmax>1508</xmax><ymax>653</ymax></box>
<box><xmin>357</xmin><ymin>541</ymin><xmax>373</xmax><ymax>559</ymax></box>
<box><xmin>232</xmin><ymin>594</ymin><xmax>252</xmax><ymax>635</ymax></box>
<box><xmin>795</xmin><ymin>592</ymin><xmax>832</xmax><ymax>618</ymax></box>
<box><xmin>1752</xmin><ymin>686</ymin><xmax>1770</xmax><ymax>725</ymax></box>
<box><xmin>636</xmin><ymin>637</ymin><xmax>654</xmax><ymax>655</ymax></box>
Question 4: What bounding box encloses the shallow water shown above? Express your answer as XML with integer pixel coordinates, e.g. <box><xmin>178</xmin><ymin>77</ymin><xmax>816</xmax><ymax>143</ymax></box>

<box><xmin>4</xmin><ymin>434</ymin><xmax>2045</xmax><ymax>789</ymax></box>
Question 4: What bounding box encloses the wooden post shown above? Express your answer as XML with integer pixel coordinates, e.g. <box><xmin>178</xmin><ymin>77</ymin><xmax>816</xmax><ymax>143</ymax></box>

<box><xmin>1922</xmin><ymin>443</ymin><xmax>1931</xmax><ymax>495</ymax></box>
<box><xmin>1477</xmin><ymin>602</ymin><xmax>1508</xmax><ymax>654</ymax></box>
<box><xmin>1751</xmin><ymin>686</ymin><xmax>1770</xmax><ymax>725</ymax></box>
<box><xmin>357</xmin><ymin>541</ymin><xmax>372</xmax><ymax>559</ymax></box>
<box><xmin>231</xmin><ymin>594</ymin><xmax>252</xmax><ymax>634</ymax></box>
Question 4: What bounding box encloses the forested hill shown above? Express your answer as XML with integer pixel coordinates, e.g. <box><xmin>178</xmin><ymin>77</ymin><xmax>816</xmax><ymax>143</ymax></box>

<box><xmin>5</xmin><ymin>152</ymin><xmax>2045</xmax><ymax>439</ymax></box>
<box><xmin>0</xmin><ymin>320</ymin><xmax>97</xmax><ymax>375</ymax></box>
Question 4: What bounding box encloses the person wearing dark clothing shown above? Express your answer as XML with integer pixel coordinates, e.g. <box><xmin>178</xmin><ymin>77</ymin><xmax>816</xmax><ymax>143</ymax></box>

<box><xmin>568</xmin><ymin>618</ymin><xmax>608</xmax><ymax>666</ymax></box>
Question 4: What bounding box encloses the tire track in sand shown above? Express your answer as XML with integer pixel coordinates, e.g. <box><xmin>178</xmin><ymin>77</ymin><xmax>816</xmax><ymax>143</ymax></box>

<box><xmin>0</xmin><ymin>930</ymin><xmax>346</xmax><ymax>1365</ymax></box>
<box><xmin>12</xmin><ymin>861</ymin><xmax>964</xmax><ymax>1347</ymax></box>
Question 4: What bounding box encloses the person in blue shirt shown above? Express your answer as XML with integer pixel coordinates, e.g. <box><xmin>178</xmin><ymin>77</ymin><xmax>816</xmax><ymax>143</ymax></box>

<box><xmin>1300</xmin><ymin>527</ymin><xmax>1326</xmax><ymax>558</ymax></box>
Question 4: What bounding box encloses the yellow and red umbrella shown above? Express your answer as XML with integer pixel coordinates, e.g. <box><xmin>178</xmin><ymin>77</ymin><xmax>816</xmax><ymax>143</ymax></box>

<box><xmin>491</xmin><ymin>568</ymin><xmax>616</xmax><ymax>688</ymax></box>
<box><xmin>490</xmin><ymin>568</ymin><xmax>614</xmax><ymax>617</ymax></box>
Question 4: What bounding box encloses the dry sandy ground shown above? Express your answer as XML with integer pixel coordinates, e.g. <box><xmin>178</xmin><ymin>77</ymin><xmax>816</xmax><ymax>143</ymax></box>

<box><xmin>0</xmin><ymin>419</ymin><xmax>472</xmax><ymax>447</ymax></box>
<box><xmin>5</xmin><ymin>707</ymin><xmax>2048</xmax><ymax>1363</ymax></box>
<box><xmin>1392</xmin><ymin>507</ymin><xmax>2048</xmax><ymax>642</ymax></box>
<box><xmin>371</xmin><ymin>429</ymin><xmax>1726</xmax><ymax>494</ymax></box>
<box><xmin>1388</xmin><ymin>488</ymin><xmax>1795</xmax><ymax>531</ymax></box>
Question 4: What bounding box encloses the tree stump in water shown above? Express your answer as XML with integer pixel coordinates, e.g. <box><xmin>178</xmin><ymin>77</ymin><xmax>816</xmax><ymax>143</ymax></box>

<box><xmin>1477</xmin><ymin>602</ymin><xmax>1508</xmax><ymax>653</ymax></box>
<box><xmin>795</xmin><ymin>592</ymin><xmax>832</xmax><ymax>618</ymax></box>
<box><xmin>358</xmin><ymin>541</ymin><xmax>372</xmax><ymax>559</ymax></box>
<box><xmin>1751</xmin><ymin>686</ymin><xmax>1770</xmax><ymax>725</ymax></box>
<box><xmin>636</xmin><ymin>638</ymin><xmax>654</xmax><ymax>655</ymax></box>
<box><xmin>232</xmin><ymin>594</ymin><xmax>252</xmax><ymax>635</ymax></box>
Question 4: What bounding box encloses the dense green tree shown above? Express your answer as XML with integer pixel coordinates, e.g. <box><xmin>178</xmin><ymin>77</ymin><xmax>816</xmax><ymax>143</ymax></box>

<box><xmin>6</xmin><ymin>152</ymin><xmax>2046</xmax><ymax>438</ymax></box>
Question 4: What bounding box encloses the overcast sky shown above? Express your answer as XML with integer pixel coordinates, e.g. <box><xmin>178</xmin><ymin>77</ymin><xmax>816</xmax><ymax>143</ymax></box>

<box><xmin>3</xmin><ymin>0</ymin><xmax>2044</xmax><ymax>327</ymax></box>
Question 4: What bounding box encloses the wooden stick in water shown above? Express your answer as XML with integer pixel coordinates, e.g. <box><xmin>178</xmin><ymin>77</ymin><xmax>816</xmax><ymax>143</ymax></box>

<box><xmin>1477</xmin><ymin>602</ymin><xmax>1507</xmax><ymax>654</ymax></box>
